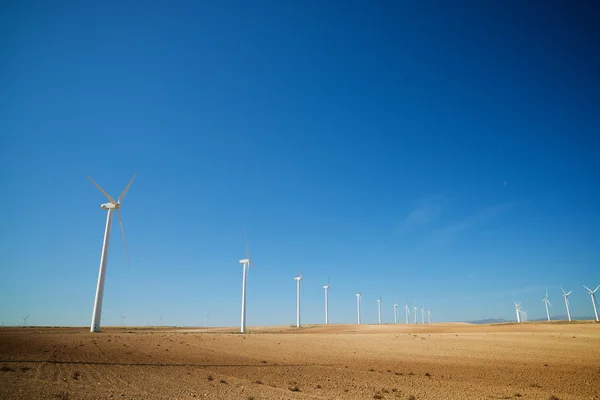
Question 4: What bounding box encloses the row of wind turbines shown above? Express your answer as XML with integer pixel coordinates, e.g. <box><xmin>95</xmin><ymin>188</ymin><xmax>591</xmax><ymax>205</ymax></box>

<box><xmin>513</xmin><ymin>286</ymin><xmax>600</xmax><ymax>323</ymax></box>
<box><xmin>86</xmin><ymin>175</ymin><xmax>597</xmax><ymax>333</ymax></box>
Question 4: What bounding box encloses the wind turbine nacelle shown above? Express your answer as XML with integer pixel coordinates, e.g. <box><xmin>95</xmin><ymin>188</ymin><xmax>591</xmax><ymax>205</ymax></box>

<box><xmin>239</xmin><ymin>259</ymin><xmax>250</xmax><ymax>264</ymax></box>
<box><xmin>101</xmin><ymin>203</ymin><xmax>117</xmax><ymax>210</ymax></box>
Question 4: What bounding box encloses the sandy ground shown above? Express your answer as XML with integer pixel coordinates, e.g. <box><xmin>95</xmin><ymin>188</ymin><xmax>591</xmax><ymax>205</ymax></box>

<box><xmin>1</xmin><ymin>322</ymin><xmax>599</xmax><ymax>399</ymax></box>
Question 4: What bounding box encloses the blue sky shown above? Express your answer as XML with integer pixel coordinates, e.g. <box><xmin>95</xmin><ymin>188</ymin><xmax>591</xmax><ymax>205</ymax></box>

<box><xmin>1</xmin><ymin>1</ymin><xmax>599</xmax><ymax>327</ymax></box>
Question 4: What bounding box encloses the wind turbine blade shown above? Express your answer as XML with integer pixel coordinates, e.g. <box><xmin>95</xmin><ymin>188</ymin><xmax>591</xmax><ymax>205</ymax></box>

<box><xmin>584</xmin><ymin>285</ymin><xmax>592</xmax><ymax>292</ymax></box>
<box><xmin>88</xmin><ymin>176</ymin><xmax>117</xmax><ymax>204</ymax></box>
<box><xmin>566</xmin><ymin>291</ymin><xmax>572</xmax><ymax>295</ymax></box>
<box><xmin>594</xmin><ymin>285</ymin><xmax>600</xmax><ymax>293</ymax></box>
<box><xmin>244</xmin><ymin>226</ymin><xmax>251</xmax><ymax>260</ymax></box>
<box><xmin>548</xmin><ymin>300</ymin><xmax>553</xmax><ymax>308</ymax></box>
<box><xmin>560</xmin><ymin>287</ymin><xmax>566</xmax><ymax>294</ymax></box>
<box><xmin>118</xmin><ymin>173</ymin><xmax>137</xmax><ymax>203</ymax></box>
<box><xmin>118</xmin><ymin>209</ymin><xmax>130</xmax><ymax>267</ymax></box>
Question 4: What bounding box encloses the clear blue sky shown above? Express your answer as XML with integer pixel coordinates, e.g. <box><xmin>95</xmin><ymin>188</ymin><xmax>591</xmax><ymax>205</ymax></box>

<box><xmin>1</xmin><ymin>1</ymin><xmax>599</xmax><ymax>327</ymax></box>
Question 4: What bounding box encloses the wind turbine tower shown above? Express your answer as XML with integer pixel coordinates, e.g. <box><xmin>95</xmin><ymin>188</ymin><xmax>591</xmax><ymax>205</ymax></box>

<box><xmin>356</xmin><ymin>293</ymin><xmax>362</xmax><ymax>324</ymax></box>
<box><xmin>88</xmin><ymin>174</ymin><xmax>136</xmax><ymax>333</ymax></box>
<box><xmin>514</xmin><ymin>302</ymin><xmax>521</xmax><ymax>323</ymax></box>
<box><xmin>421</xmin><ymin>305</ymin><xmax>425</xmax><ymax>324</ymax></box>
<box><xmin>542</xmin><ymin>290</ymin><xmax>552</xmax><ymax>322</ymax></box>
<box><xmin>239</xmin><ymin>229</ymin><xmax>255</xmax><ymax>333</ymax></box>
<box><xmin>22</xmin><ymin>314</ymin><xmax>30</xmax><ymax>327</ymax></box>
<box><xmin>427</xmin><ymin>305</ymin><xmax>431</xmax><ymax>324</ymax></box>
<box><xmin>560</xmin><ymin>288</ymin><xmax>572</xmax><ymax>322</ymax></box>
<box><xmin>393</xmin><ymin>301</ymin><xmax>398</xmax><ymax>324</ymax></box>
<box><xmin>295</xmin><ymin>273</ymin><xmax>303</xmax><ymax>328</ymax></box>
<box><xmin>413</xmin><ymin>306</ymin><xmax>417</xmax><ymax>323</ymax></box>
<box><xmin>405</xmin><ymin>303</ymin><xmax>410</xmax><ymax>324</ymax></box>
<box><xmin>323</xmin><ymin>280</ymin><xmax>330</xmax><ymax>324</ymax></box>
<box><xmin>376</xmin><ymin>298</ymin><xmax>382</xmax><ymax>324</ymax></box>
<box><xmin>583</xmin><ymin>285</ymin><xmax>600</xmax><ymax>322</ymax></box>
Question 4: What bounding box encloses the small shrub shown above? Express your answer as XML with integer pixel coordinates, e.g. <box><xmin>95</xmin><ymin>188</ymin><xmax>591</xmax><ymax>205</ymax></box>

<box><xmin>387</xmin><ymin>369</ymin><xmax>392</xmax><ymax>372</ymax></box>
<box><xmin>72</xmin><ymin>371</ymin><xmax>80</xmax><ymax>380</ymax></box>
<box><xmin>261</xmin><ymin>360</ymin><xmax>268</xmax><ymax>364</ymax></box>
<box><xmin>207</xmin><ymin>375</ymin><xmax>214</xmax><ymax>381</ymax></box>
<box><xmin>373</xmin><ymin>393</ymin><xmax>384</xmax><ymax>399</ymax></box>
<box><xmin>392</xmin><ymin>388</ymin><xmax>397</xmax><ymax>392</ymax></box>
<box><xmin>288</xmin><ymin>385</ymin><xmax>300</xmax><ymax>392</ymax></box>
<box><xmin>219</xmin><ymin>379</ymin><xmax>227</xmax><ymax>384</ymax></box>
<box><xmin>315</xmin><ymin>384</ymin><xmax>322</xmax><ymax>389</ymax></box>
<box><xmin>1</xmin><ymin>365</ymin><xmax>15</xmax><ymax>372</ymax></box>
<box><xmin>513</xmin><ymin>394</ymin><xmax>522</xmax><ymax>398</ymax></box>
<box><xmin>20</xmin><ymin>366</ymin><xmax>31</xmax><ymax>372</ymax></box>
<box><xmin>408</xmin><ymin>371</ymin><xmax>414</xmax><ymax>376</ymax></box>
<box><xmin>395</xmin><ymin>372</ymin><xmax>403</xmax><ymax>376</ymax></box>
<box><xmin>247</xmin><ymin>397</ymin><xmax>255</xmax><ymax>400</ymax></box>
<box><xmin>425</xmin><ymin>372</ymin><xmax>431</xmax><ymax>377</ymax></box>
<box><xmin>548</xmin><ymin>396</ymin><xmax>560</xmax><ymax>400</ymax></box>
<box><xmin>408</xmin><ymin>396</ymin><xmax>416</xmax><ymax>400</ymax></box>
<box><xmin>368</xmin><ymin>368</ymin><xmax>375</xmax><ymax>372</ymax></box>
<box><xmin>255</xmin><ymin>380</ymin><xmax>263</xmax><ymax>385</ymax></box>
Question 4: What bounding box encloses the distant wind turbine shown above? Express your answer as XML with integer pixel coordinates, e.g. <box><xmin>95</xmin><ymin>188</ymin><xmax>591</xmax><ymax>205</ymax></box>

<box><xmin>413</xmin><ymin>306</ymin><xmax>417</xmax><ymax>324</ymax></box>
<box><xmin>560</xmin><ymin>288</ymin><xmax>572</xmax><ymax>322</ymax></box>
<box><xmin>22</xmin><ymin>314</ymin><xmax>30</xmax><ymax>327</ymax></box>
<box><xmin>393</xmin><ymin>300</ymin><xmax>398</xmax><ymax>324</ymax></box>
<box><xmin>583</xmin><ymin>285</ymin><xmax>600</xmax><ymax>322</ymax></box>
<box><xmin>356</xmin><ymin>293</ymin><xmax>362</xmax><ymax>324</ymax></box>
<box><xmin>239</xmin><ymin>228</ymin><xmax>255</xmax><ymax>333</ymax></box>
<box><xmin>421</xmin><ymin>305</ymin><xmax>425</xmax><ymax>324</ymax></box>
<box><xmin>405</xmin><ymin>303</ymin><xmax>410</xmax><ymax>324</ymax></box>
<box><xmin>427</xmin><ymin>305</ymin><xmax>431</xmax><ymax>324</ymax></box>
<box><xmin>542</xmin><ymin>289</ymin><xmax>552</xmax><ymax>322</ymax></box>
<box><xmin>514</xmin><ymin>302</ymin><xmax>521</xmax><ymax>323</ymax></box>
<box><xmin>120</xmin><ymin>314</ymin><xmax>125</xmax><ymax>326</ymax></box>
<box><xmin>323</xmin><ymin>279</ymin><xmax>331</xmax><ymax>324</ymax></box>
<box><xmin>88</xmin><ymin>174</ymin><xmax>136</xmax><ymax>333</ymax></box>
<box><xmin>295</xmin><ymin>273</ymin><xmax>303</xmax><ymax>328</ymax></box>
<box><xmin>377</xmin><ymin>298</ymin><xmax>382</xmax><ymax>324</ymax></box>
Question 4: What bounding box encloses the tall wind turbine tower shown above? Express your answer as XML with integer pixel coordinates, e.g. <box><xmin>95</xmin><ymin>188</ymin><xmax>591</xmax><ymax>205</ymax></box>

<box><xmin>514</xmin><ymin>302</ymin><xmax>521</xmax><ymax>323</ymax></box>
<box><xmin>542</xmin><ymin>290</ymin><xmax>552</xmax><ymax>322</ymax></box>
<box><xmin>560</xmin><ymin>288</ymin><xmax>572</xmax><ymax>322</ymax></box>
<box><xmin>421</xmin><ymin>305</ymin><xmax>425</xmax><ymax>324</ymax></box>
<box><xmin>413</xmin><ymin>306</ymin><xmax>417</xmax><ymax>323</ymax></box>
<box><xmin>239</xmin><ymin>228</ymin><xmax>255</xmax><ymax>333</ymax></box>
<box><xmin>393</xmin><ymin>301</ymin><xmax>398</xmax><ymax>324</ymax></box>
<box><xmin>295</xmin><ymin>273</ymin><xmax>303</xmax><ymax>328</ymax></box>
<box><xmin>88</xmin><ymin>174</ymin><xmax>136</xmax><ymax>333</ymax></box>
<box><xmin>323</xmin><ymin>279</ymin><xmax>330</xmax><ymax>324</ymax></box>
<box><xmin>355</xmin><ymin>293</ymin><xmax>362</xmax><ymax>324</ymax></box>
<box><xmin>405</xmin><ymin>303</ymin><xmax>410</xmax><ymax>324</ymax></box>
<box><xmin>583</xmin><ymin>285</ymin><xmax>600</xmax><ymax>322</ymax></box>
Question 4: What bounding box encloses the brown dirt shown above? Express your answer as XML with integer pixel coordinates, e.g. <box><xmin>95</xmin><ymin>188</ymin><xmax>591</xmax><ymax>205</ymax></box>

<box><xmin>1</xmin><ymin>323</ymin><xmax>599</xmax><ymax>399</ymax></box>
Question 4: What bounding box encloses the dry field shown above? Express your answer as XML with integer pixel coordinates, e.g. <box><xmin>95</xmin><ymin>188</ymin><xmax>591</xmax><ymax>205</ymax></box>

<box><xmin>1</xmin><ymin>322</ymin><xmax>599</xmax><ymax>399</ymax></box>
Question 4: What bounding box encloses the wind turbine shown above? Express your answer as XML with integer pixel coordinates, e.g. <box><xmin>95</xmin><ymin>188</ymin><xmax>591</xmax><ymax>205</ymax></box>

<box><xmin>295</xmin><ymin>273</ymin><xmax>303</xmax><ymax>328</ymax></box>
<box><xmin>560</xmin><ymin>288</ymin><xmax>572</xmax><ymax>322</ymax></box>
<box><xmin>413</xmin><ymin>306</ymin><xmax>417</xmax><ymax>323</ymax></box>
<box><xmin>323</xmin><ymin>279</ymin><xmax>331</xmax><ymax>325</ymax></box>
<box><xmin>88</xmin><ymin>174</ymin><xmax>136</xmax><ymax>333</ymax></box>
<box><xmin>514</xmin><ymin>302</ymin><xmax>521</xmax><ymax>323</ymax></box>
<box><xmin>405</xmin><ymin>303</ymin><xmax>410</xmax><ymax>324</ymax></box>
<box><xmin>22</xmin><ymin>314</ymin><xmax>30</xmax><ymax>327</ymax></box>
<box><xmin>427</xmin><ymin>305</ymin><xmax>431</xmax><ymax>324</ymax></box>
<box><xmin>377</xmin><ymin>298</ymin><xmax>382</xmax><ymax>324</ymax></box>
<box><xmin>355</xmin><ymin>293</ymin><xmax>361</xmax><ymax>324</ymax></box>
<box><xmin>542</xmin><ymin>289</ymin><xmax>552</xmax><ymax>322</ymax></box>
<box><xmin>421</xmin><ymin>305</ymin><xmax>425</xmax><ymax>324</ymax></box>
<box><xmin>583</xmin><ymin>285</ymin><xmax>600</xmax><ymax>322</ymax></box>
<box><xmin>239</xmin><ymin>228</ymin><xmax>256</xmax><ymax>333</ymax></box>
<box><xmin>393</xmin><ymin>300</ymin><xmax>398</xmax><ymax>324</ymax></box>
<box><xmin>120</xmin><ymin>314</ymin><xmax>125</xmax><ymax>326</ymax></box>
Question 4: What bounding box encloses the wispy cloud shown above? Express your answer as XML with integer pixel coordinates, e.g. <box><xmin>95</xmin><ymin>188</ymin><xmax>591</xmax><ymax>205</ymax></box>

<box><xmin>395</xmin><ymin>195</ymin><xmax>445</xmax><ymax>235</ymax></box>
<box><xmin>428</xmin><ymin>202</ymin><xmax>517</xmax><ymax>246</ymax></box>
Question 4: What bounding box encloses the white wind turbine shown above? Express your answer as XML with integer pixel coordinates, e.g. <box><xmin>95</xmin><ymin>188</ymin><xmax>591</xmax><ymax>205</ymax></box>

<box><xmin>88</xmin><ymin>174</ymin><xmax>136</xmax><ymax>333</ymax></box>
<box><xmin>560</xmin><ymin>288</ymin><xmax>572</xmax><ymax>322</ymax></box>
<box><xmin>514</xmin><ymin>302</ymin><xmax>521</xmax><ymax>323</ymax></box>
<box><xmin>542</xmin><ymin>289</ymin><xmax>552</xmax><ymax>322</ymax></box>
<box><xmin>376</xmin><ymin>298</ymin><xmax>382</xmax><ymax>324</ymax></box>
<box><xmin>295</xmin><ymin>273</ymin><xmax>303</xmax><ymax>328</ymax></box>
<box><xmin>22</xmin><ymin>314</ymin><xmax>30</xmax><ymax>327</ymax></box>
<box><xmin>421</xmin><ymin>305</ymin><xmax>425</xmax><ymax>324</ymax></box>
<box><xmin>355</xmin><ymin>293</ymin><xmax>362</xmax><ymax>324</ymax></box>
<box><xmin>393</xmin><ymin>299</ymin><xmax>398</xmax><ymax>324</ymax></box>
<box><xmin>583</xmin><ymin>285</ymin><xmax>600</xmax><ymax>322</ymax></box>
<box><xmin>323</xmin><ymin>278</ymin><xmax>331</xmax><ymax>324</ymax></box>
<box><xmin>413</xmin><ymin>306</ymin><xmax>417</xmax><ymax>323</ymax></box>
<box><xmin>120</xmin><ymin>314</ymin><xmax>125</xmax><ymax>326</ymax></box>
<box><xmin>239</xmin><ymin>228</ymin><xmax>255</xmax><ymax>333</ymax></box>
<box><xmin>405</xmin><ymin>303</ymin><xmax>410</xmax><ymax>324</ymax></box>
<box><xmin>427</xmin><ymin>305</ymin><xmax>431</xmax><ymax>324</ymax></box>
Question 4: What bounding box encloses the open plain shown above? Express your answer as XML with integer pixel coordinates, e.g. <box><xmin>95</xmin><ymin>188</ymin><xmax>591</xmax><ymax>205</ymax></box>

<box><xmin>1</xmin><ymin>323</ymin><xmax>599</xmax><ymax>399</ymax></box>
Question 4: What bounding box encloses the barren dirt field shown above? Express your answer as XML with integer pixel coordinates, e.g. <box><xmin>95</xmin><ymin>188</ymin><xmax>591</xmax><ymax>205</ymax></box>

<box><xmin>1</xmin><ymin>323</ymin><xmax>599</xmax><ymax>399</ymax></box>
